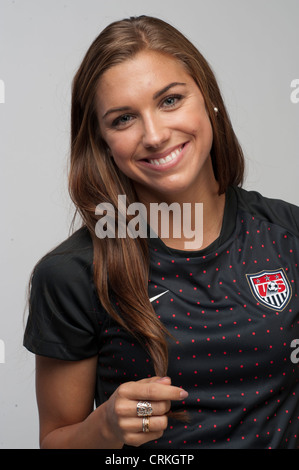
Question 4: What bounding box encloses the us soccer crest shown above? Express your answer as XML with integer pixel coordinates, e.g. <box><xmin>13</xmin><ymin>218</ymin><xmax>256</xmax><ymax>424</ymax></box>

<box><xmin>246</xmin><ymin>268</ymin><xmax>292</xmax><ymax>311</ymax></box>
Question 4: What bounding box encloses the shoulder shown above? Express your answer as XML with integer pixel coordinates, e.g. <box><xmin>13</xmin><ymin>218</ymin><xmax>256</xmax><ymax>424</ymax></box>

<box><xmin>31</xmin><ymin>226</ymin><xmax>94</xmax><ymax>292</ymax></box>
<box><xmin>232</xmin><ymin>186</ymin><xmax>299</xmax><ymax>237</ymax></box>
<box><xmin>25</xmin><ymin>227</ymin><xmax>101</xmax><ymax>360</ymax></box>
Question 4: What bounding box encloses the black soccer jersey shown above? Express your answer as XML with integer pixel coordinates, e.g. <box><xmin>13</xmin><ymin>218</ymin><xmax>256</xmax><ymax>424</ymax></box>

<box><xmin>24</xmin><ymin>186</ymin><xmax>299</xmax><ymax>448</ymax></box>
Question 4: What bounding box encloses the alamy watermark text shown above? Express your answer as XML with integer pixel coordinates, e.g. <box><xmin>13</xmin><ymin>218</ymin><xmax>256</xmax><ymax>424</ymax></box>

<box><xmin>290</xmin><ymin>339</ymin><xmax>299</xmax><ymax>364</ymax></box>
<box><xmin>290</xmin><ymin>79</ymin><xmax>299</xmax><ymax>104</ymax></box>
<box><xmin>95</xmin><ymin>195</ymin><xmax>203</xmax><ymax>250</ymax></box>
<box><xmin>0</xmin><ymin>339</ymin><xmax>5</xmax><ymax>364</ymax></box>
<box><xmin>0</xmin><ymin>79</ymin><xmax>5</xmax><ymax>104</ymax></box>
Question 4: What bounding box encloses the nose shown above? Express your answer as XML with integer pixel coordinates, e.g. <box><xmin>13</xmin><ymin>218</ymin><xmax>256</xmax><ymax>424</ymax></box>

<box><xmin>141</xmin><ymin>112</ymin><xmax>170</xmax><ymax>149</ymax></box>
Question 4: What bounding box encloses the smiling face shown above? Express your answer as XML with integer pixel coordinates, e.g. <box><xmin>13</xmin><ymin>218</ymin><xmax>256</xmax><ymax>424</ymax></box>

<box><xmin>96</xmin><ymin>50</ymin><xmax>217</xmax><ymax>204</ymax></box>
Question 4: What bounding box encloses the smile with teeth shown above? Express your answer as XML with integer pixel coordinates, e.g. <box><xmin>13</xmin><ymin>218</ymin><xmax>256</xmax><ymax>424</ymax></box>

<box><xmin>148</xmin><ymin>145</ymin><xmax>184</xmax><ymax>166</ymax></box>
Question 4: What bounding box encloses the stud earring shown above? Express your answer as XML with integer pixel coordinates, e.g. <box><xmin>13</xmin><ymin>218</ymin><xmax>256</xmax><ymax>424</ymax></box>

<box><xmin>214</xmin><ymin>107</ymin><xmax>219</xmax><ymax>114</ymax></box>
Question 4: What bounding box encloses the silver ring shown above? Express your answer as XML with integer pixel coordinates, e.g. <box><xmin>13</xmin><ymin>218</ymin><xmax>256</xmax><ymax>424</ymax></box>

<box><xmin>137</xmin><ymin>401</ymin><xmax>153</xmax><ymax>417</ymax></box>
<box><xmin>142</xmin><ymin>416</ymin><xmax>150</xmax><ymax>433</ymax></box>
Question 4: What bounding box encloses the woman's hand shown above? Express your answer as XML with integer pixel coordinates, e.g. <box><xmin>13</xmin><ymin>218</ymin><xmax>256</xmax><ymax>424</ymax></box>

<box><xmin>36</xmin><ymin>355</ymin><xmax>187</xmax><ymax>449</ymax></box>
<box><xmin>103</xmin><ymin>376</ymin><xmax>188</xmax><ymax>447</ymax></box>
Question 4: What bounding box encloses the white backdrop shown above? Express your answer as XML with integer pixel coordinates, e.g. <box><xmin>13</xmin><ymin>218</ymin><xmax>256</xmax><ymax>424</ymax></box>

<box><xmin>0</xmin><ymin>0</ymin><xmax>298</xmax><ymax>449</ymax></box>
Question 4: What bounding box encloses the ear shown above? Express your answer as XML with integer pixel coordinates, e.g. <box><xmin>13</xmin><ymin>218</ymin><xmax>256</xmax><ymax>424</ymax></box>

<box><xmin>106</xmin><ymin>146</ymin><xmax>113</xmax><ymax>157</ymax></box>
<box><xmin>102</xmin><ymin>140</ymin><xmax>113</xmax><ymax>157</ymax></box>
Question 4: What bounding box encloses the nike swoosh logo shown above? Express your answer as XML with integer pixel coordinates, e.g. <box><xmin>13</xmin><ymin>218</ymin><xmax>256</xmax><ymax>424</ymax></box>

<box><xmin>149</xmin><ymin>290</ymin><xmax>169</xmax><ymax>303</ymax></box>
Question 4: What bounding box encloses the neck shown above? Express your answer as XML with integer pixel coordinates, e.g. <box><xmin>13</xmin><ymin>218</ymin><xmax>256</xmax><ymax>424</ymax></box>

<box><xmin>134</xmin><ymin>175</ymin><xmax>226</xmax><ymax>252</ymax></box>
<box><xmin>160</xmin><ymin>187</ymin><xmax>225</xmax><ymax>251</ymax></box>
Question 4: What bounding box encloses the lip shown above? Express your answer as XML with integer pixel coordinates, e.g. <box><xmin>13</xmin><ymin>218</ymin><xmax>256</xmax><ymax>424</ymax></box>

<box><xmin>137</xmin><ymin>142</ymin><xmax>188</xmax><ymax>171</ymax></box>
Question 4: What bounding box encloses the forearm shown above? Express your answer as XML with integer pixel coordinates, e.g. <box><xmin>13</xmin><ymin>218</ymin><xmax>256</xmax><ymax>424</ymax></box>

<box><xmin>40</xmin><ymin>401</ymin><xmax>123</xmax><ymax>449</ymax></box>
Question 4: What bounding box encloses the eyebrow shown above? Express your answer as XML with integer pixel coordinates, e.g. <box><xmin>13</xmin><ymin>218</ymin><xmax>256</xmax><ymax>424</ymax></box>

<box><xmin>153</xmin><ymin>82</ymin><xmax>186</xmax><ymax>99</ymax></box>
<box><xmin>103</xmin><ymin>106</ymin><xmax>131</xmax><ymax>119</ymax></box>
<box><xmin>102</xmin><ymin>82</ymin><xmax>187</xmax><ymax>119</ymax></box>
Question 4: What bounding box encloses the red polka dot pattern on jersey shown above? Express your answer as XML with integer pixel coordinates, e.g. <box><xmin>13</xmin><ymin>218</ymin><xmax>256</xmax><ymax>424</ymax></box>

<box><xmin>96</xmin><ymin>187</ymin><xmax>299</xmax><ymax>448</ymax></box>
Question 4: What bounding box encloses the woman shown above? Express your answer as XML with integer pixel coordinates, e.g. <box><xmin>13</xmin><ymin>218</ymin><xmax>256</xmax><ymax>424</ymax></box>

<box><xmin>24</xmin><ymin>15</ymin><xmax>299</xmax><ymax>449</ymax></box>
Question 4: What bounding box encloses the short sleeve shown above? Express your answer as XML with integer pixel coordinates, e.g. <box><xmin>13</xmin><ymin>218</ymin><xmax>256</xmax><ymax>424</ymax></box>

<box><xmin>24</xmin><ymin>229</ymin><xmax>100</xmax><ymax>360</ymax></box>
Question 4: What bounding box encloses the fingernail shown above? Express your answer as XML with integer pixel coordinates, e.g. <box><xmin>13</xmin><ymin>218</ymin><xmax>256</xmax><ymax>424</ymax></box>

<box><xmin>180</xmin><ymin>389</ymin><xmax>188</xmax><ymax>399</ymax></box>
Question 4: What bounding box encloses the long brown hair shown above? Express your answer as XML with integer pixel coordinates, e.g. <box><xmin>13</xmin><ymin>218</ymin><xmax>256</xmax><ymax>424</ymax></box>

<box><xmin>69</xmin><ymin>15</ymin><xmax>245</xmax><ymax>377</ymax></box>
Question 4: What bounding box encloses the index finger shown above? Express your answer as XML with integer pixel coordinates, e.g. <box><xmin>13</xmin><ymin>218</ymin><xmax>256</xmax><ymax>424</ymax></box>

<box><xmin>119</xmin><ymin>380</ymin><xmax>188</xmax><ymax>401</ymax></box>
